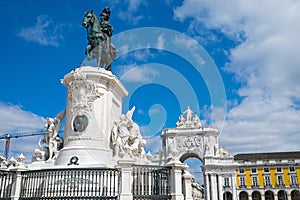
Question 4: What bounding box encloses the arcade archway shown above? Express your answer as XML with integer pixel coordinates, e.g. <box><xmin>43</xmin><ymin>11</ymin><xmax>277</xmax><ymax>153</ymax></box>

<box><xmin>181</xmin><ymin>154</ymin><xmax>204</xmax><ymax>185</ymax></box>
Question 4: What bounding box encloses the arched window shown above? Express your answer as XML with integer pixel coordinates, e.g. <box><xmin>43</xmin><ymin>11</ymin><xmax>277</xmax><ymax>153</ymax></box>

<box><xmin>291</xmin><ymin>190</ymin><xmax>300</xmax><ymax>200</ymax></box>
<box><xmin>252</xmin><ymin>191</ymin><xmax>261</xmax><ymax>200</ymax></box>
<box><xmin>278</xmin><ymin>190</ymin><xmax>288</xmax><ymax>200</ymax></box>
<box><xmin>265</xmin><ymin>191</ymin><xmax>274</xmax><ymax>200</ymax></box>
<box><xmin>239</xmin><ymin>191</ymin><xmax>248</xmax><ymax>200</ymax></box>
<box><xmin>223</xmin><ymin>191</ymin><xmax>232</xmax><ymax>200</ymax></box>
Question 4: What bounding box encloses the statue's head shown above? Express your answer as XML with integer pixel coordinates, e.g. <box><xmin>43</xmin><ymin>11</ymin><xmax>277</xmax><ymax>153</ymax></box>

<box><xmin>100</xmin><ymin>7</ymin><xmax>111</xmax><ymax>21</ymax></box>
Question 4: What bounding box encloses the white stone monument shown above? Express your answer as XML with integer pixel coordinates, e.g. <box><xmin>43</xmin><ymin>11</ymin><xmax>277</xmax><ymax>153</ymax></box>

<box><xmin>55</xmin><ymin>66</ymin><xmax>128</xmax><ymax>167</ymax></box>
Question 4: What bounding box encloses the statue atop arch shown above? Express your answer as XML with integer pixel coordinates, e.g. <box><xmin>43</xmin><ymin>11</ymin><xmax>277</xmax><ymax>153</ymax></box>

<box><xmin>176</xmin><ymin>106</ymin><xmax>202</xmax><ymax>128</ymax></box>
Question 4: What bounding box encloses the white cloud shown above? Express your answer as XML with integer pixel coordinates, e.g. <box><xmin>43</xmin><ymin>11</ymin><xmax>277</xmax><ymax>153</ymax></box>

<box><xmin>173</xmin><ymin>35</ymin><xmax>206</xmax><ymax>66</ymax></box>
<box><xmin>0</xmin><ymin>102</ymin><xmax>45</xmax><ymax>132</ymax></box>
<box><xmin>17</xmin><ymin>14</ymin><xmax>64</xmax><ymax>46</ymax></box>
<box><xmin>131</xmin><ymin>49</ymin><xmax>155</xmax><ymax>62</ymax></box>
<box><xmin>0</xmin><ymin>102</ymin><xmax>45</xmax><ymax>160</ymax></box>
<box><xmin>117</xmin><ymin>0</ymin><xmax>147</xmax><ymax>25</ymax></box>
<box><xmin>120</xmin><ymin>65</ymin><xmax>160</xmax><ymax>83</ymax></box>
<box><xmin>143</xmin><ymin>135</ymin><xmax>162</xmax><ymax>154</ymax></box>
<box><xmin>174</xmin><ymin>0</ymin><xmax>300</xmax><ymax>154</ymax></box>
<box><xmin>156</xmin><ymin>34</ymin><xmax>165</xmax><ymax>49</ymax></box>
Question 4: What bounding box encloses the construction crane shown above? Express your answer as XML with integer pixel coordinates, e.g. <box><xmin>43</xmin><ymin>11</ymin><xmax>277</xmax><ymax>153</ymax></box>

<box><xmin>0</xmin><ymin>130</ymin><xmax>45</xmax><ymax>159</ymax></box>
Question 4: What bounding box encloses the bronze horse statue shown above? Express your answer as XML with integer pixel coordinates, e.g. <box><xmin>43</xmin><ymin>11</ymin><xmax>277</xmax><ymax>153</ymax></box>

<box><xmin>82</xmin><ymin>10</ymin><xmax>116</xmax><ymax>70</ymax></box>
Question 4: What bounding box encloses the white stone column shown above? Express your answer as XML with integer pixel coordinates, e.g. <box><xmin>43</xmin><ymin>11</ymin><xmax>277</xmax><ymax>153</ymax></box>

<box><xmin>204</xmin><ymin>174</ymin><xmax>210</xmax><ymax>200</ymax></box>
<box><xmin>55</xmin><ymin>66</ymin><xmax>128</xmax><ymax>167</ymax></box>
<box><xmin>231</xmin><ymin>173</ymin><xmax>237</xmax><ymax>200</ymax></box>
<box><xmin>210</xmin><ymin>174</ymin><xmax>217</xmax><ymax>200</ymax></box>
<box><xmin>168</xmin><ymin>159</ymin><xmax>185</xmax><ymax>200</ymax></box>
<box><xmin>10</xmin><ymin>167</ymin><xmax>28</xmax><ymax>200</ymax></box>
<box><xmin>117</xmin><ymin>159</ymin><xmax>135</xmax><ymax>200</ymax></box>
<box><xmin>182</xmin><ymin>170</ymin><xmax>193</xmax><ymax>200</ymax></box>
<box><xmin>218</xmin><ymin>174</ymin><xmax>223</xmax><ymax>200</ymax></box>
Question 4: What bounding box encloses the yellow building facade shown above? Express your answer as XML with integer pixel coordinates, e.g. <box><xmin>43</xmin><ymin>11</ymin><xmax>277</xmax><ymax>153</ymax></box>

<box><xmin>234</xmin><ymin>152</ymin><xmax>300</xmax><ymax>200</ymax></box>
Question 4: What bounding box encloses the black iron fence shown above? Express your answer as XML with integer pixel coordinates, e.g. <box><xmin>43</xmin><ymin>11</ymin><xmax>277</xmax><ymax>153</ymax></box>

<box><xmin>0</xmin><ymin>170</ymin><xmax>15</xmax><ymax>199</ymax></box>
<box><xmin>132</xmin><ymin>165</ymin><xmax>171</xmax><ymax>200</ymax></box>
<box><xmin>19</xmin><ymin>168</ymin><xmax>120</xmax><ymax>200</ymax></box>
<box><xmin>0</xmin><ymin>165</ymin><xmax>174</xmax><ymax>200</ymax></box>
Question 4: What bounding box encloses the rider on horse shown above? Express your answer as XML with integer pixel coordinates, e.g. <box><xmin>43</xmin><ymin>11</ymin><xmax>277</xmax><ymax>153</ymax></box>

<box><xmin>82</xmin><ymin>8</ymin><xmax>116</xmax><ymax>70</ymax></box>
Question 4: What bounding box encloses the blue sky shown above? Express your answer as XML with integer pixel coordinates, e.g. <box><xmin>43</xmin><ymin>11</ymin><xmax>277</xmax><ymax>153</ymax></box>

<box><xmin>1</xmin><ymin>0</ymin><xmax>300</xmax><ymax>172</ymax></box>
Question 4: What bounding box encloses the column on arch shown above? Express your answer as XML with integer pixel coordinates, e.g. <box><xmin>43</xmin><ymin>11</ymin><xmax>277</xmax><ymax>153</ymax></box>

<box><xmin>210</xmin><ymin>174</ymin><xmax>218</xmax><ymax>200</ymax></box>
<box><xmin>204</xmin><ymin>174</ymin><xmax>211</xmax><ymax>200</ymax></box>
<box><xmin>217</xmin><ymin>174</ymin><xmax>223</xmax><ymax>200</ymax></box>
<box><xmin>230</xmin><ymin>173</ymin><xmax>237</xmax><ymax>200</ymax></box>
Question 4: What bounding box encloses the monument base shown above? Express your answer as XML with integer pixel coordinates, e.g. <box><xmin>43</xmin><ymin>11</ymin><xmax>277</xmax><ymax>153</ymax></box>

<box><xmin>55</xmin><ymin>145</ymin><xmax>115</xmax><ymax>167</ymax></box>
<box><xmin>54</xmin><ymin>66</ymin><xmax>128</xmax><ymax>168</ymax></box>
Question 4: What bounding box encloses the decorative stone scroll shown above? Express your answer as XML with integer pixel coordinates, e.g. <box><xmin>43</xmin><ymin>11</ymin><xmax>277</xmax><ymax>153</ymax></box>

<box><xmin>66</xmin><ymin>70</ymin><xmax>103</xmax><ymax>118</ymax></box>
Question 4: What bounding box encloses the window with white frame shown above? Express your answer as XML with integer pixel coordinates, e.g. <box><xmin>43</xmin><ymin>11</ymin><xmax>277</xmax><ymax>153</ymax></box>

<box><xmin>240</xmin><ymin>177</ymin><xmax>246</xmax><ymax>187</ymax></box>
<box><xmin>239</xmin><ymin>168</ymin><xmax>245</xmax><ymax>174</ymax></box>
<box><xmin>277</xmin><ymin>175</ymin><xmax>284</xmax><ymax>186</ymax></box>
<box><xmin>264</xmin><ymin>168</ymin><xmax>270</xmax><ymax>173</ymax></box>
<box><xmin>289</xmin><ymin>166</ymin><xmax>295</xmax><ymax>172</ymax></box>
<box><xmin>251</xmin><ymin>168</ymin><xmax>257</xmax><ymax>173</ymax></box>
<box><xmin>290</xmin><ymin>175</ymin><xmax>297</xmax><ymax>186</ymax></box>
<box><xmin>252</xmin><ymin>176</ymin><xmax>258</xmax><ymax>187</ymax></box>
<box><xmin>224</xmin><ymin>177</ymin><xmax>230</xmax><ymax>187</ymax></box>
<box><xmin>277</xmin><ymin>167</ymin><xmax>282</xmax><ymax>172</ymax></box>
<box><xmin>264</xmin><ymin>175</ymin><xmax>271</xmax><ymax>186</ymax></box>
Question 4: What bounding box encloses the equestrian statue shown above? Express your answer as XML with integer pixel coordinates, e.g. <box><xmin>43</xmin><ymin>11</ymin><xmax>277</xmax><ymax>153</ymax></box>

<box><xmin>82</xmin><ymin>8</ymin><xmax>117</xmax><ymax>70</ymax></box>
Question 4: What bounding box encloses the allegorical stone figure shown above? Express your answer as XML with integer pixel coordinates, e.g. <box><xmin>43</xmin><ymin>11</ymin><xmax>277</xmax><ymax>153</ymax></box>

<box><xmin>111</xmin><ymin>107</ymin><xmax>146</xmax><ymax>158</ymax></box>
<box><xmin>37</xmin><ymin>110</ymin><xmax>65</xmax><ymax>162</ymax></box>
<box><xmin>44</xmin><ymin>110</ymin><xmax>66</xmax><ymax>160</ymax></box>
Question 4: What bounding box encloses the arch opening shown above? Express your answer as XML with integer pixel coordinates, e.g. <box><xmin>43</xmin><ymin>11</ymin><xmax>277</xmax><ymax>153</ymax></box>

<box><xmin>180</xmin><ymin>153</ymin><xmax>204</xmax><ymax>186</ymax></box>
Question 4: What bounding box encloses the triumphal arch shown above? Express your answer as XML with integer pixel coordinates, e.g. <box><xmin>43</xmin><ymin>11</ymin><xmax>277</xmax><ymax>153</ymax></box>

<box><xmin>159</xmin><ymin>106</ymin><xmax>237</xmax><ymax>200</ymax></box>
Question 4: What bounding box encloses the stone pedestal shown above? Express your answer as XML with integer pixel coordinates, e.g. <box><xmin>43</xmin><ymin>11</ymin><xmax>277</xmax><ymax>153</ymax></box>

<box><xmin>55</xmin><ymin>66</ymin><xmax>128</xmax><ymax>167</ymax></box>
<box><xmin>117</xmin><ymin>159</ymin><xmax>135</xmax><ymax>200</ymax></box>
<box><xmin>182</xmin><ymin>170</ymin><xmax>193</xmax><ymax>200</ymax></box>
<box><xmin>168</xmin><ymin>159</ymin><xmax>186</xmax><ymax>200</ymax></box>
